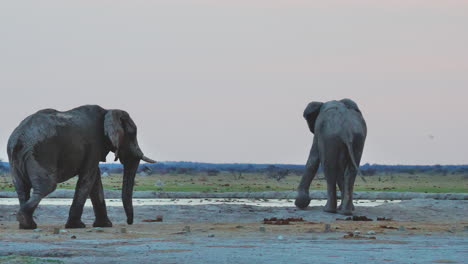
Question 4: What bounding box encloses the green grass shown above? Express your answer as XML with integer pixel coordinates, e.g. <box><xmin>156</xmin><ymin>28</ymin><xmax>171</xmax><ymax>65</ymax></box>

<box><xmin>0</xmin><ymin>172</ymin><xmax>467</xmax><ymax>193</ymax></box>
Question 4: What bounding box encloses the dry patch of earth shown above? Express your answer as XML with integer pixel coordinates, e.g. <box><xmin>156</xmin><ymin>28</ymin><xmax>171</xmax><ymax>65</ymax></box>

<box><xmin>0</xmin><ymin>198</ymin><xmax>467</xmax><ymax>264</ymax></box>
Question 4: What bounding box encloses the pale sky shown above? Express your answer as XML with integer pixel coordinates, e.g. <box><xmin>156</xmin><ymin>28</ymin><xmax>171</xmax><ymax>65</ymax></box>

<box><xmin>1</xmin><ymin>0</ymin><xmax>467</xmax><ymax>165</ymax></box>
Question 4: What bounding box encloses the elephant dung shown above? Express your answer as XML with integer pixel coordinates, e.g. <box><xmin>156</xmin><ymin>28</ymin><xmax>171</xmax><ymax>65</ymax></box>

<box><xmin>142</xmin><ymin>216</ymin><xmax>163</xmax><ymax>223</ymax></box>
<box><xmin>263</xmin><ymin>217</ymin><xmax>304</xmax><ymax>225</ymax></box>
<box><xmin>336</xmin><ymin>216</ymin><xmax>373</xmax><ymax>221</ymax></box>
<box><xmin>377</xmin><ymin>217</ymin><xmax>393</xmax><ymax>221</ymax></box>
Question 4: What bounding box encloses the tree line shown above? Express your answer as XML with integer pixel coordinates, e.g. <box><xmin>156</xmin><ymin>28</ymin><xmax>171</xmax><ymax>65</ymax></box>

<box><xmin>1</xmin><ymin>161</ymin><xmax>467</xmax><ymax>177</ymax></box>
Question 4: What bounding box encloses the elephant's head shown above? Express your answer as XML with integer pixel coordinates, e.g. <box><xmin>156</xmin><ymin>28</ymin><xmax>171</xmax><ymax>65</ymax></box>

<box><xmin>303</xmin><ymin>99</ymin><xmax>361</xmax><ymax>134</ymax></box>
<box><xmin>303</xmin><ymin>101</ymin><xmax>323</xmax><ymax>134</ymax></box>
<box><xmin>339</xmin><ymin>98</ymin><xmax>362</xmax><ymax>114</ymax></box>
<box><xmin>104</xmin><ymin>110</ymin><xmax>156</xmax><ymax>225</ymax></box>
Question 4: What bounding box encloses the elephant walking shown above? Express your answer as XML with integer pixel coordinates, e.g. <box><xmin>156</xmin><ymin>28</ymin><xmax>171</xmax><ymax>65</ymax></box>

<box><xmin>295</xmin><ymin>99</ymin><xmax>367</xmax><ymax>215</ymax></box>
<box><xmin>7</xmin><ymin>105</ymin><xmax>156</xmax><ymax>229</ymax></box>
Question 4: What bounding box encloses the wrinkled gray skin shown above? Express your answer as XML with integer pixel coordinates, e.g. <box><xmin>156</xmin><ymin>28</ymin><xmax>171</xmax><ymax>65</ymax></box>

<box><xmin>295</xmin><ymin>99</ymin><xmax>367</xmax><ymax>215</ymax></box>
<box><xmin>7</xmin><ymin>105</ymin><xmax>156</xmax><ymax>229</ymax></box>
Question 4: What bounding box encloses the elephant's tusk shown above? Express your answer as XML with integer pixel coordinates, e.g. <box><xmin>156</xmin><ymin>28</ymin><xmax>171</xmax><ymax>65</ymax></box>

<box><xmin>141</xmin><ymin>155</ymin><xmax>157</xmax><ymax>163</ymax></box>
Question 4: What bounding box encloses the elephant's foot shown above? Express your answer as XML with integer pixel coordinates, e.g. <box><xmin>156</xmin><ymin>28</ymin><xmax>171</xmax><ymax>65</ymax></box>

<box><xmin>93</xmin><ymin>218</ymin><xmax>113</xmax><ymax>228</ymax></box>
<box><xmin>338</xmin><ymin>203</ymin><xmax>355</xmax><ymax>211</ymax></box>
<box><xmin>323</xmin><ymin>202</ymin><xmax>337</xmax><ymax>213</ymax></box>
<box><xmin>17</xmin><ymin>210</ymin><xmax>37</xmax><ymax>230</ymax></box>
<box><xmin>295</xmin><ymin>192</ymin><xmax>311</xmax><ymax>209</ymax></box>
<box><xmin>338</xmin><ymin>209</ymin><xmax>353</xmax><ymax>216</ymax></box>
<box><xmin>65</xmin><ymin>219</ymin><xmax>86</xmax><ymax>229</ymax></box>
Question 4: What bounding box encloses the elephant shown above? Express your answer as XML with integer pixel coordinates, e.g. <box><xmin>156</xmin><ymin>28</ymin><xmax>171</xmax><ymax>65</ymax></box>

<box><xmin>7</xmin><ymin>105</ymin><xmax>156</xmax><ymax>229</ymax></box>
<box><xmin>295</xmin><ymin>99</ymin><xmax>366</xmax><ymax>215</ymax></box>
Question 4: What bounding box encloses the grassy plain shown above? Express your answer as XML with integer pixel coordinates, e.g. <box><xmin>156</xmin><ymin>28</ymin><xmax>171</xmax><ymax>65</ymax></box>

<box><xmin>0</xmin><ymin>172</ymin><xmax>466</xmax><ymax>193</ymax></box>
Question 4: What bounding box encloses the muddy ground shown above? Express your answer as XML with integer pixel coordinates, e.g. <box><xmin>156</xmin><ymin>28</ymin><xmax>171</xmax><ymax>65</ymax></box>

<box><xmin>0</xmin><ymin>198</ymin><xmax>467</xmax><ymax>264</ymax></box>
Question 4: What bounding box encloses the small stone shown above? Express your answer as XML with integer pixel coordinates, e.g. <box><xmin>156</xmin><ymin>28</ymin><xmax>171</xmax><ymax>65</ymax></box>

<box><xmin>53</xmin><ymin>228</ymin><xmax>60</xmax><ymax>234</ymax></box>
<box><xmin>59</xmin><ymin>229</ymin><xmax>68</xmax><ymax>233</ymax></box>
<box><xmin>183</xmin><ymin>226</ymin><xmax>191</xmax><ymax>233</ymax></box>
<box><xmin>70</xmin><ymin>235</ymin><xmax>77</xmax><ymax>239</ymax></box>
<box><xmin>324</xmin><ymin>224</ymin><xmax>331</xmax><ymax>232</ymax></box>
<box><xmin>259</xmin><ymin>226</ymin><xmax>266</xmax><ymax>232</ymax></box>
<box><xmin>208</xmin><ymin>234</ymin><xmax>215</xmax><ymax>237</ymax></box>
<box><xmin>367</xmin><ymin>230</ymin><xmax>376</xmax><ymax>235</ymax></box>
<box><xmin>120</xmin><ymin>227</ymin><xmax>127</xmax><ymax>234</ymax></box>
<box><xmin>235</xmin><ymin>225</ymin><xmax>244</xmax><ymax>229</ymax></box>
<box><xmin>277</xmin><ymin>235</ymin><xmax>284</xmax><ymax>240</ymax></box>
<box><xmin>32</xmin><ymin>235</ymin><xmax>40</xmax><ymax>239</ymax></box>
<box><xmin>398</xmin><ymin>226</ymin><xmax>406</xmax><ymax>231</ymax></box>
<box><xmin>93</xmin><ymin>227</ymin><xmax>104</xmax><ymax>233</ymax></box>
<box><xmin>353</xmin><ymin>230</ymin><xmax>361</xmax><ymax>235</ymax></box>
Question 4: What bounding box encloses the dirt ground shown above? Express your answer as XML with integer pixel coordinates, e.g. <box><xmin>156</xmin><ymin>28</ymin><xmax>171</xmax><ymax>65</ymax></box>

<box><xmin>0</xmin><ymin>198</ymin><xmax>467</xmax><ymax>264</ymax></box>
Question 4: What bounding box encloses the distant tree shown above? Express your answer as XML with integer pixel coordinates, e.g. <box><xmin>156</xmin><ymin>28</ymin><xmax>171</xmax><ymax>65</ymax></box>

<box><xmin>206</xmin><ymin>169</ymin><xmax>220</xmax><ymax>176</ymax></box>
<box><xmin>266</xmin><ymin>165</ymin><xmax>290</xmax><ymax>182</ymax></box>
<box><xmin>176</xmin><ymin>167</ymin><xmax>195</xmax><ymax>175</ymax></box>
<box><xmin>226</xmin><ymin>167</ymin><xmax>243</xmax><ymax>180</ymax></box>
<box><xmin>361</xmin><ymin>168</ymin><xmax>377</xmax><ymax>176</ymax></box>
<box><xmin>109</xmin><ymin>167</ymin><xmax>123</xmax><ymax>174</ymax></box>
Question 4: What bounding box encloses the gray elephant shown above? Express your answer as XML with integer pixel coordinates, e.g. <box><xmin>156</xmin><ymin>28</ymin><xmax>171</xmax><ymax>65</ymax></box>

<box><xmin>7</xmin><ymin>105</ymin><xmax>156</xmax><ymax>229</ymax></box>
<box><xmin>295</xmin><ymin>99</ymin><xmax>366</xmax><ymax>215</ymax></box>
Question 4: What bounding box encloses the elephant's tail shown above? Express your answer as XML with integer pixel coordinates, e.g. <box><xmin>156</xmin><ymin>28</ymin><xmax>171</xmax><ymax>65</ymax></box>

<box><xmin>345</xmin><ymin>141</ymin><xmax>360</xmax><ymax>173</ymax></box>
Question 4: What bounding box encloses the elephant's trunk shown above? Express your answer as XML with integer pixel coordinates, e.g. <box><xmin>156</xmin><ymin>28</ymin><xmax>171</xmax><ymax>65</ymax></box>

<box><xmin>122</xmin><ymin>159</ymin><xmax>139</xmax><ymax>225</ymax></box>
<box><xmin>133</xmin><ymin>144</ymin><xmax>157</xmax><ymax>163</ymax></box>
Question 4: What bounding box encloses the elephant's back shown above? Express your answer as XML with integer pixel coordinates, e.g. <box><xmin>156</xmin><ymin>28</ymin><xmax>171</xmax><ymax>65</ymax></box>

<box><xmin>8</xmin><ymin>109</ymin><xmax>73</xmax><ymax>157</ymax></box>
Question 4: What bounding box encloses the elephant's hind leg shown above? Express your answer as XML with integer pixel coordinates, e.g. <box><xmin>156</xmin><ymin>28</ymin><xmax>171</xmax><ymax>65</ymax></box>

<box><xmin>11</xmin><ymin>165</ymin><xmax>31</xmax><ymax>208</ymax></box>
<box><xmin>337</xmin><ymin>170</ymin><xmax>355</xmax><ymax>211</ymax></box>
<box><xmin>323</xmin><ymin>165</ymin><xmax>340</xmax><ymax>213</ymax></box>
<box><xmin>338</xmin><ymin>139</ymin><xmax>364</xmax><ymax>215</ymax></box>
<box><xmin>338</xmin><ymin>166</ymin><xmax>357</xmax><ymax>215</ymax></box>
<box><xmin>17</xmin><ymin>161</ymin><xmax>57</xmax><ymax>229</ymax></box>
<box><xmin>90</xmin><ymin>168</ymin><xmax>112</xmax><ymax>227</ymax></box>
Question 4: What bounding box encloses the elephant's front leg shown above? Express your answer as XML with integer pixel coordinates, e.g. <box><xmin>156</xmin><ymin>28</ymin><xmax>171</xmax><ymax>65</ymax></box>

<box><xmin>295</xmin><ymin>138</ymin><xmax>320</xmax><ymax>209</ymax></box>
<box><xmin>90</xmin><ymin>170</ymin><xmax>112</xmax><ymax>228</ymax></box>
<box><xmin>65</xmin><ymin>167</ymin><xmax>98</xmax><ymax>228</ymax></box>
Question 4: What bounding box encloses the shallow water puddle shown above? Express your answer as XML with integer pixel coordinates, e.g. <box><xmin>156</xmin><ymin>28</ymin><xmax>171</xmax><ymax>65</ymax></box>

<box><xmin>0</xmin><ymin>198</ymin><xmax>400</xmax><ymax>207</ymax></box>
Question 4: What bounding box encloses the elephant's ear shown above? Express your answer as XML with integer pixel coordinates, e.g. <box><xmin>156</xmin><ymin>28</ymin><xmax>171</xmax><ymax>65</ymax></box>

<box><xmin>340</xmin><ymin>98</ymin><xmax>361</xmax><ymax>114</ymax></box>
<box><xmin>104</xmin><ymin>110</ymin><xmax>125</xmax><ymax>161</ymax></box>
<box><xmin>303</xmin><ymin>102</ymin><xmax>323</xmax><ymax>134</ymax></box>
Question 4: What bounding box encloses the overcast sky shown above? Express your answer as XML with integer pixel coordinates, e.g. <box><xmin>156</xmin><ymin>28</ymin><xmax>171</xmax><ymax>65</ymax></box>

<box><xmin>0</xmin><ymin>0</ymin><xmax>467</xmax><ymax>165</ymax></box>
